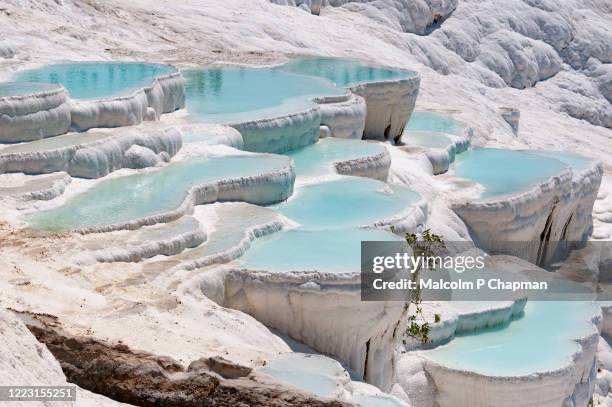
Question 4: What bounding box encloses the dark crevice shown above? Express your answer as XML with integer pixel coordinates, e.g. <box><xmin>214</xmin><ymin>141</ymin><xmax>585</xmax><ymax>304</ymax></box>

<box><xmin>363</xmin><ymin>339</ymin><xmax>371</xmax><ymax>382</ymax></box>
<box><xmin>537</xmin><ymin>204</ymin><xmax>556</xmax><ymax>265</ymax></box>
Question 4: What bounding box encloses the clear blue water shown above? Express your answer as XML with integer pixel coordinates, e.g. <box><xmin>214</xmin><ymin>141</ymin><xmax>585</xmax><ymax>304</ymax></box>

<box><xmin>275</xmin><ymin>178</ymin><xmax>419</xmax><ymax>229</ymax></box>
<box><xmin>277</xmin><ymin>58</ymin><xmax>414</xmax><ymax>87</ymax></box>
<box><xmin>26</xmin><ymin>154</ymin><xmax>290</xmax><ymax>231</ymax></box>
<box><xmin>405</xmin><ymin>111</ymin><xmax>465</xmax><ymax>135</ymax></box>
<box><xmin>242</xmin><ymin>228</ymin><xmax>403</xmax><ymax>273</ymax></box>
<box><xmin>184</xmin><ymin>68</ymin><xmax>343</xmax><ymax>123</ymax></box>
<box><xmin>258</xmin><ymin>354</ymin><xmax>344</xmax><ymax>398</ymax></box>
<box><xmin>451</xmin><ymin>149</ymin><xmax>569</xmax><ymax>198</ymax></box>
<box><xmin>13</xmin><ymin>62</ymin><xmax>176</xmax><ymax>100</ymax></box>
<box><xmin>403</xmin><ymin>131</ymin><xmax>453</xmax><ymax>149</ymax></box>
<box><xmin>355</xmin><ymin>395</ymin><xmax>406</xmax><ymax>407</ymax></box>
<box><xmin>527</xmin><ymin>150</ymin><xmax>595</xmax><ymax>174</ymax></box>
<box><xmin>286</xmin><ymin>138</ymin><xmax>385</xmax><ymax>177</ymax></box>
<box><xmin>0</xmin><ymin>82</ymin><xmax>61</xmax><ymax>97</ymax></box>
<box><xmin>424</xmin><ymin>300</ymin><xmax>597</xmax><ymax>376</ymax></box>
<box><xmin>242</xmin><ymin>177</ymin><xmax>415</xmax><ymax>272</ymax></box>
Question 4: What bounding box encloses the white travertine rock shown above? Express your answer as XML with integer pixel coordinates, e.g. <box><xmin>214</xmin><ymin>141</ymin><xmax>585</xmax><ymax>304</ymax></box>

<box><xmin>316</xmin><ymin>93</ymin><xmax>367</xmax><ymax>139</ymax></box>
<box><xmin>0</xmin><ymin>127</ymin><xmax>182</xmax><ymax>178</ymax></box>
<box><xmin>334</xmin><ymin>146</ymin><xmax>391</xmax><ymax>181</ymax></box>
<box><xmin>221</xmin><ymin>269</ymin><xmax>407</xmax><ymax>391</ymax></box>
<box><xmin>452</xmin><ymin>160</ymin><xmax>603</xmax><ymax>264</ymax></box>
<box><xmin>0</xmin><ymin>86</ymin><xmax>71</xmax><ymax>143</ymax></box>
<box><xmin>499</xmin><ymin>107</ymin><xmax>520</xmax><ymax>135</ymax></box>
<box><xmin>0</xmin><ymin>172</ymin><xmax>71</xmax><ymax>201</ymax></box>
<box><xmin>272</xmin><ymin>0</ymin><xmax>459</xmax><ymax>34</ymax></box>
<box><xmin>350</xmin><ymin>76</ymin><xmax>420</xmax><ymax>142</ymax></box>
<box><xmin>122</xmin><ymin>144</ymin><xmax>164</xmax><ymax>169</ymax></box>
<box><xmin>476</xmin><ymin>30</ymin><xmax>563</xmax><ymax>89</ymax></box>
<box><xmin>231</xmin><ymin>107</ymin><xmax>321</xmax><ymax>153</ymax></box>
<box><xmin>70</xmin><ymin>71</ymin><xmax>186</xmax><ymax>132</ymax></box>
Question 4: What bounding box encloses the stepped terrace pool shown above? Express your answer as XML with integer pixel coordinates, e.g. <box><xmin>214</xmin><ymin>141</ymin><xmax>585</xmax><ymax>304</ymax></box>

<box><xmin>286</xmin><ymin>138</ymin><xmax>386</xmax><ymax>177</ymax></box>
<box><xmin>450</xmin><ymin>149</ymin><xmax>570</xmax><ymax>198</ymax></box>
<box><xmin>424</xmin><ymin>300</ymin><xmax>598</xmax><ymax>376</ymax></box>
<box><xmin>184</xmin><ymin>68</ymin><xmax>344</xmax><ymax>123</ymax></box>
<box><xmin>0</xmin><ymin>82</ymin><xmax>62</xmax><ymax>97</ymax></box>
<box><xmin>404</xmin><ymin>111</ymin><xmax>467</xmax><ymax>135</ymax></box>
<box><xmin>241</xmin><ymin>177</ymin><xmax>418</xmax><ymax>273</ymax></box>
<box><xmin>12</xmin><ymin>62</ymin><xmax>177</xmax><ymax>100</ymax></box>
<box><xmin>25</xmin><ymin>154</ymin><xmax>292</xmax><ymax>231</ymax></box>
<box><xmin>276</xmin><ymin>57</ymin><xmax>415</xmax><ymax>87</ymax></box>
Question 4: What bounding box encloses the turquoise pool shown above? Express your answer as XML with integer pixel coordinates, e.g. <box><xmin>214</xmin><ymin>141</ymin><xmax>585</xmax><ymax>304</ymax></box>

<box><xmin>242</xmin><ymin>177</ymin><xmax>417</xmax><ymax>273</ymax></box>
<box><xmin>184</xmin><ymin>68</ymin><xmax>343</xmax><ymax>123</ymax></box>
<box><xmin>287</xmin><ymin>138</ymin><xmax>385</xmax><ymax>177</ymax></box>
<box><xmin>275</xmin><ymin>177</ymin><xmax>419</xmax><ymax>229</ymax></box>
<box><xmin>13</xmin><ymin>62</ymin><xmax>176</xmax><ymax>100</ymax></box>
<box><xmin>527</xmin><ymin>150</ymin><xmax>595</xmax><ymax>174</ymax></box>
<box><xmin>258</xmin><ymin>353</ymin><xmax>345</xmax><ymax>398</ymax></box>
<box><xmin>277</xmin><ymin>57</ymin><xmax>414</xmax><ymax>87</ymax></box>
<box><xmin>242</xmin><ymin>228</ymin><xmax>402</xmax><ymax>273</ymax></box>
<box><xmin>424</xmin><ymin>300</ymin><xmax>598</xmax><ymax>376</ymax></box>
<box><xmin>451</xmin><ymin>149</ymin><xmax>569</xmax><ymax>198</ymax></box>
<box><xmin>0</xmin><ymin>82</ymin><xmax>61</xmax><ymax>97</ymax></box>
<box><xmin>26</xmin><ymin>154</ymin><xmax>291</xmax><ymax>231</ymax></box>
<box><xmin>404</xmin><ymin>111</ymin><xmax>466</xmax><ymax>135</ymax></box>
<box><xmin>403</xmin><ymin>131</ymin><xmax>453</xmax><ymax>149</ymax></box>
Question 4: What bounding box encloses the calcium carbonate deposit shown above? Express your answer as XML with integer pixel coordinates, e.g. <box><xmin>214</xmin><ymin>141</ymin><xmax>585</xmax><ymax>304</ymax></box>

<box><xmin>0</xmin><ymin>1</ymin><xmax>610</xmax><ymax>406</ymax></box>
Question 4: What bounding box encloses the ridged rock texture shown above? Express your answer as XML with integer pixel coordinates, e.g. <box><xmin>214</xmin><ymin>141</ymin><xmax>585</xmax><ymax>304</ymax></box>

<box><xmin>0</xmin><ymin>85</ymin><xmax>71</xmax><ymax>143</ymax></box>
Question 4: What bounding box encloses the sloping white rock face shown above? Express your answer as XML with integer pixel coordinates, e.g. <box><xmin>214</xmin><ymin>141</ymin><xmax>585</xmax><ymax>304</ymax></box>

<box><xmin>350</xmin><ymin>76</ymin><xmax>420</xmax><ymax>142</ymax></box>
<box><xmin>0</xmin><ymin>309</ymin><xmax>126</xmax><ymax>407</ymax></box>
<box><xmin>0</xmin><ymin>127</ymin><xmax>182</xmax><ymax>178</ymax></box>
<box><xmin>452</xmin><ymin>160</ymin><xmax>603</xmax><ymax>264</ymax></box>
<box><xmin>271</xmin><ymin>0</ymin><xmax>458</xmax><ymax>34</ymax></box>
<box><xmin>70</xmin><ymin>71</ymin><xmax>186</xmax><ymax>132</ymax></box>
<box><xmin>221</xmin><ymin>270</ymin><xmax>406</xmax><ymax>391</ymax></box>
<box><xmin>0</xmin><ymin>86</ymin><xmax>71</xmax><ymax>143</ymax></box>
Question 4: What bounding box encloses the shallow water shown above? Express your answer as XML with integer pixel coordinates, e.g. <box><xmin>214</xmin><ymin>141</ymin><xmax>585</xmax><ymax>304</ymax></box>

<box><xmin>274</xmin><ymin>177</ymin><xmax>419</xmax><ymax>229</ymax></box>
<box><xmin>258</xmin><ymin>353</ymin><xmax>345</xmax><ymax>398</ymax></box>
<box><xmin>403</xmin><ymin>131</ymin><xmax>453</xmax><ymax>149</ymax></box>
<box><xmin>184</xmin><ymin>68</ymin><xmax>343</xmax><ymax>123</ymax></box>
<box><xmin>424</xmin><ymin>300</ymin><xmax>597</xmax><ymax>376</ymax></box>
<box><xmin>13</xmin><ymin>62</ymin><xmax>176</xmax><ymax>100</ymax></box>
<box><xmin>241</xmin><ymin>177</ymin><xmax>416</xmax><ymax>273</ymax></box>
<box><xmin>527</xmin><ymin>150</ymin><xmax>595</xmax><ymax>173</ymax></box>
<box><xmin>26</xmin><ymin>154</ymin><xmax>290</xmax><ymax>231</ymax></box>
<box><xmin>0</xmin><ymin>82</ymin><xmax>61</xmax><ymax>97</ymax></box>
<box><xmin>404</xmin><ymin>111</ymin><xmax>466</xmax><ymax>135</ymax></box>
<box><xmin>451</xmin><ymin>148</ymin><xmax>569</xmax><ymax>198</ymax></box>
<box><xmin>286</xmin><ymin>138</ymin><xmax>385</xmax><ymax>177</ymax></box>
<box><xmin>0</xmin><ymin>132</ymin><xmax>112</xmax><ymax>154</ymax></box>
<box><xmin>277</xmin><ymin>57</ymin><xmax>414</xmax><ymax>87</ymax></box>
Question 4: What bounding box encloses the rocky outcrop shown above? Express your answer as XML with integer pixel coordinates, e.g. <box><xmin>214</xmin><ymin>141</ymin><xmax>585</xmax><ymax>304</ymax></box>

<box><xmin>25</xmin><ymin>315</ymin><xmax>350</xmax><ymax>407</ymax></box>
<box><xmin>350</xmin><ymin>75</ymin><xmax>420</xmax><ymax>142</ymax></box>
